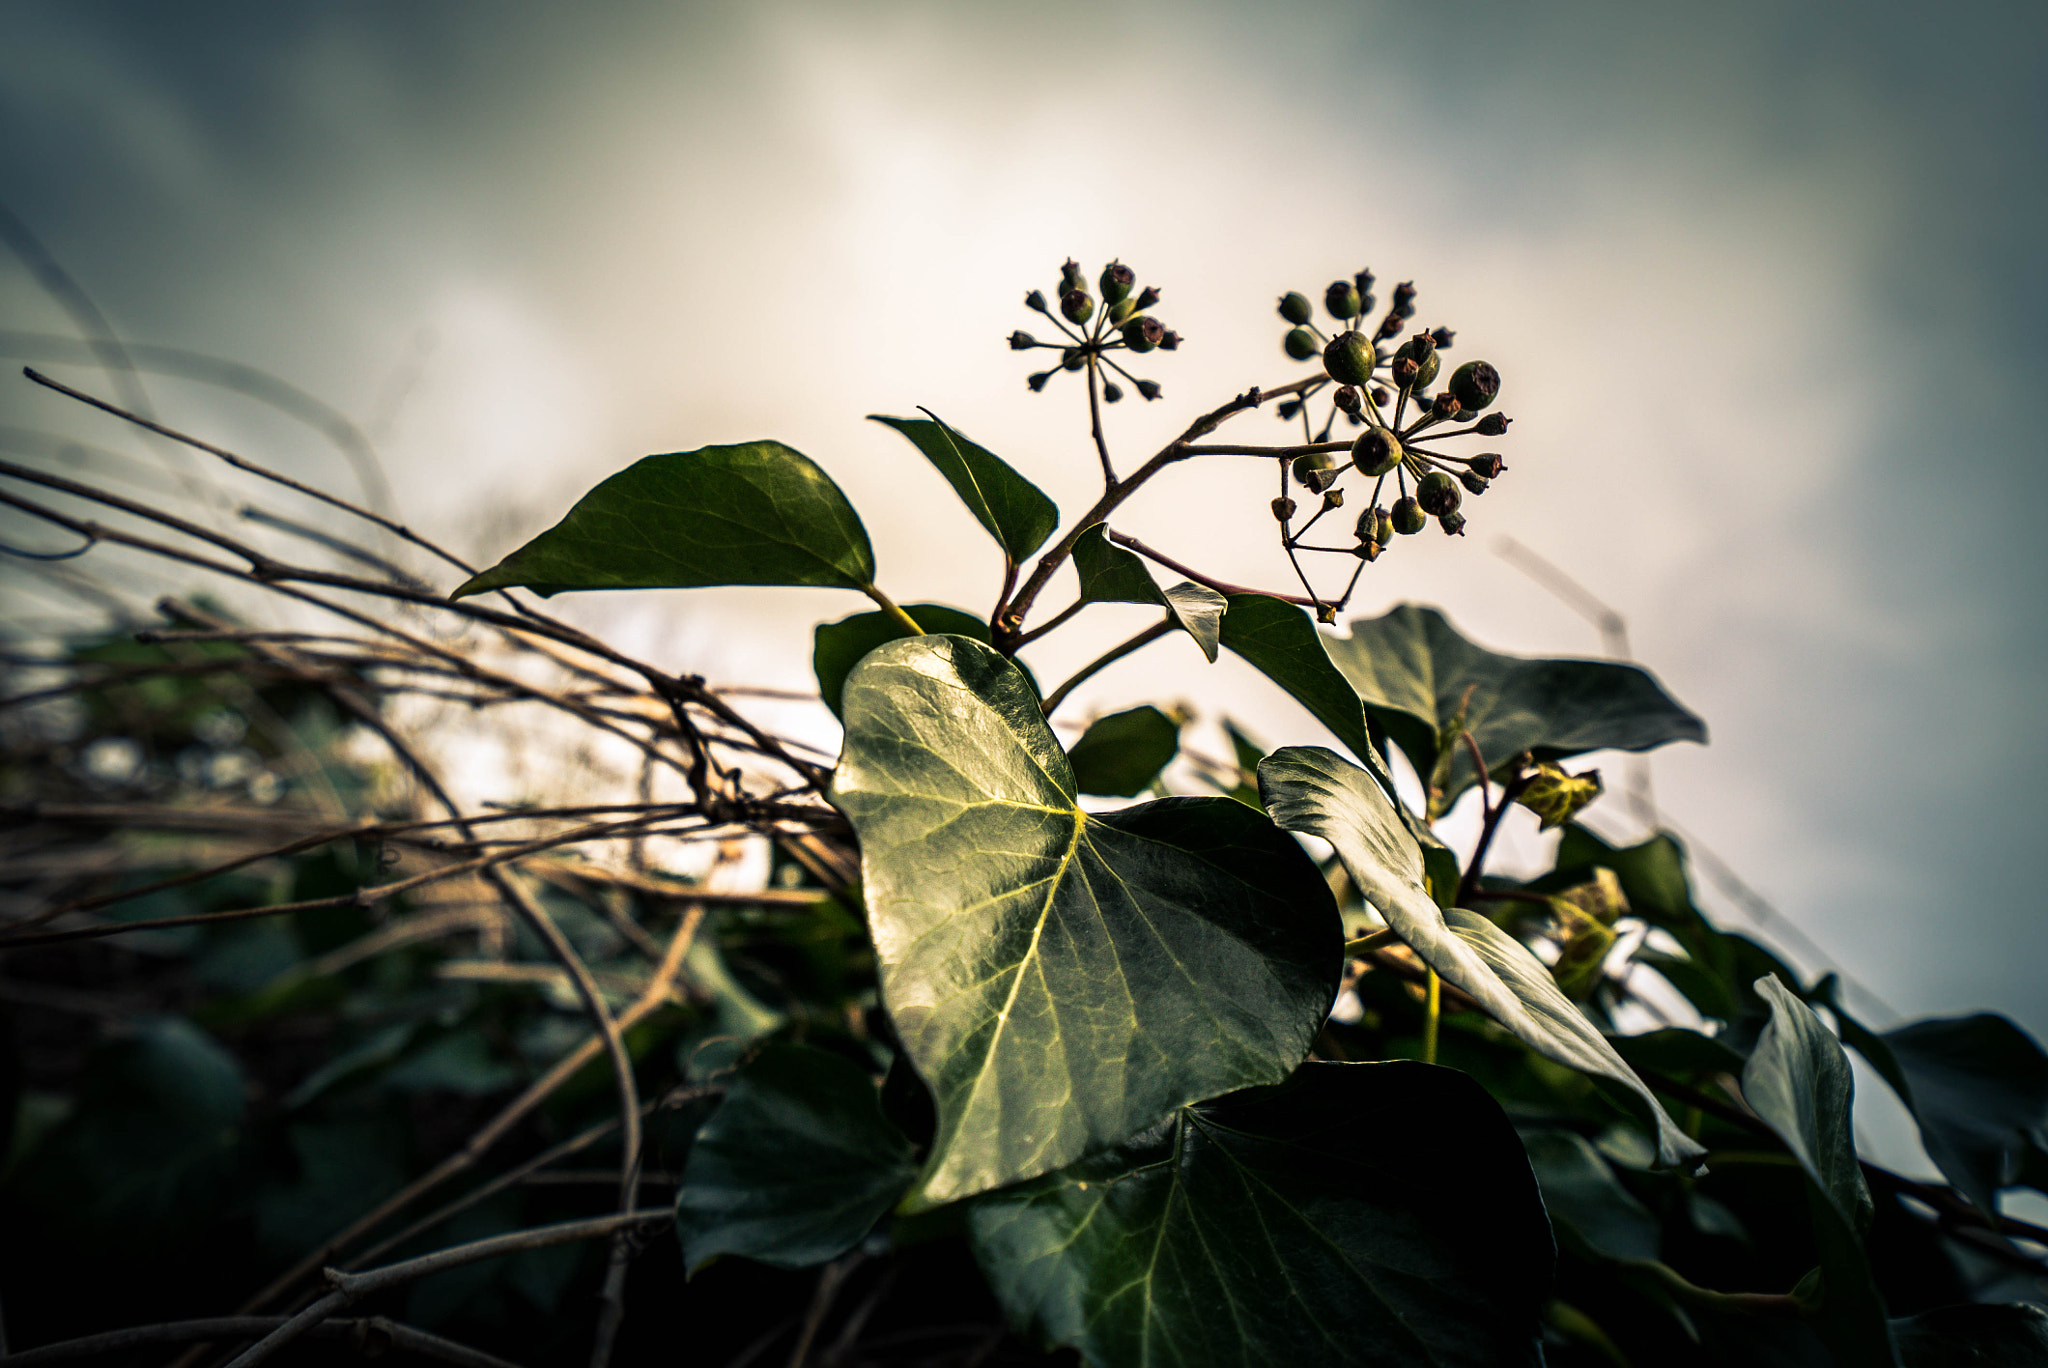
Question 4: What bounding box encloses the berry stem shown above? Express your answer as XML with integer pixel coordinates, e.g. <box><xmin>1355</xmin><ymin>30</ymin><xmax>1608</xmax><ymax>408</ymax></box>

<box><xmin>1084</xmin><ymin>356</ymin><xmax>1117</xmax><ymax>487</ymax></box>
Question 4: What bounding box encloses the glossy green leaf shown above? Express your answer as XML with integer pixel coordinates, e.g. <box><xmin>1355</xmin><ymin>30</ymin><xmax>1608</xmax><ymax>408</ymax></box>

<box><xmin>1324</xmin><ymin>604</ymin><xmax>1706</xmax><ymax>806</ymax></box>
<box><xmin>1816</xmin><ymin>978</ymin><xmax>2048</xmax><ymax>1221</ymax></box>
<box><xmin>1891</xmin><ymin>1303</ymin><xmax>2048</xmax><ymax>1366</ymax></box>
<box><xmin>967</xmin><ymin>1062</ymin><xmax>1554</xmax><ymax>1368</ymax></box>
<box><xmin>1258</xmin><ymin>744</ymin><xmax>1703</xmax><ymax>1167</ymax></box>
<box><xmin>871</xmin><ymin>414</ymin><xmax>1058</xmax><ymax>563</ymax></box>
<box><xmin>675</xmin><ymin>1043</ymin><xmax>915</xmax><ymax>1272</ymax></box>
<box><xmin>1065</xmin><ymin>704</ymin><xmax>1180</xmax><ymax>797</ymax></box>
<box><xmin>1524</xmin><ymin>1129</ymin><xmax>1661</xmax><ymax>1263</ymax></box>
<box><xmin>1159</xmin><ymin>581</ymin><xmax>1226</xmax><ymax>662</ymax></box>
<box><xmin>1743</xmin><ymin>975</ymin><xmax>1896</xmax><ymax>1366</ymax></box>
<box><xmin>453</xmin><ymin>441</ymin><xmax>876</xmax><ymax>598</ymax></box>
<box><xmin>1217</xmin><ymin>594</ymin><xmax>1381</xmax><ymax>772</ymax></box>
<box><xmin>814</xmin><ymin>603</ymin><xmax>991</xmax><ymax>719</ymax></box>
<box><xmin>1072</xmin><ymin>522</ymin><xmax>1163</xmax><ymax>605</ymax></box>
<box><xmin>831</xmin><ymin>635</ymin><xmax>1340</xmax><ymax>1208</ymax></box>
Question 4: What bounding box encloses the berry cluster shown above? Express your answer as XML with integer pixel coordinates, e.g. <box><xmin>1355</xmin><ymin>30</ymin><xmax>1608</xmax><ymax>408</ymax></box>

<box><xmin>1011</xmin><ymin>259</ymin><xmax>1179</xmax><ymax>401</ymax></box>
<box><xmin>1272</xmin><ymin>270</ymin><xmax>1510</xmax><ymax>563</ymax></box>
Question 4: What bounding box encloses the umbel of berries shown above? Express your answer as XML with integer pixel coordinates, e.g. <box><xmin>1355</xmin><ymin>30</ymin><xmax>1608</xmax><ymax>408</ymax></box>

<box><xmin>1017</xmin><ymin>258</ymin><xmax>1178</xmax><ymax>401</ymax></box>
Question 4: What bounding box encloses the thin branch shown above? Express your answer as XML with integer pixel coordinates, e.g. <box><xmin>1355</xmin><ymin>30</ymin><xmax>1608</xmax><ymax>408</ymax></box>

<box><xmin>1105</xmin><ymin>530</ymin><xmax>1316</xmax><ymax>606</ymax></box>
<box><xmin>1039</xmin><ymin>618</ymin><xmax>1175</xmax><ymax>717</ymax></box>
<box><xmin>1</xmin><ymin>1317</ymin><xmax>521</xmax><ymax>1368</ymax></box>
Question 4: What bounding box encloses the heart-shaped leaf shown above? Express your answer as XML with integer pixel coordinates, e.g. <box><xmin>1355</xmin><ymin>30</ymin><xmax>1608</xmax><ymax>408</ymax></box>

<box><xmin>832</xmin><ymin>636</ymin><xmax>1340</xmax><ymax>1208</ymax></box>
<box><xmin>1323</xmin><ymin>605</ymin><xmax>1705</xmax><ymax>807</ymax></box>
<box><xmin>1743</xmin><ymin>975</ymin><xmax>1895</xmax><ymax>1366</ymax></box>
<box><xmin>454</xmin><ymin>441</ymin><xmax>876</xmax><ymax>598</ymax></box>
<box><xmin>813</xmin><ymin>603</ymin><xmax>993</xmax><ymax>719</ymax></box>
<box><xmin>871</xmin><ymin>414</ymin><xmax>1058</xmax><ymax>563</ymax></box>
<box><xmin>675</xmin><ymin>1043</ymin><xmax>915</xmax><ymax>1272</ymax></box>
<box><xmin>1217</xmin><ymin>595</ymin><xmax>1382</xmax><ymax>773</ymax></box>
<box><xmin>1258</xmin><ymin>744</ymin><xmax>1703</xmax><ymax>1167</ymax></box>
<box><xmin>967</xmin><ymin>1062</ymin><xmax>1554</xmax><ymax>1368</ymax></box>
<box><xmin>1814</xmin><ymin>979</ymin><xmax>2048</xmax><ymax>1222</ymax></box>
<box><xmin>1065</xmin><ymin>704</ymin><xmax>1180</xmax><ymax>797</ymax></box>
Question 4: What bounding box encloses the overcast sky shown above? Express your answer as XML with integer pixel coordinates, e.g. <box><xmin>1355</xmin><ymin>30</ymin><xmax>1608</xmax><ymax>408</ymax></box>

<box><xmin>3</xmin><ymin>0</ymin><xmax>2044</xmax><ymax>1084</ymax></box>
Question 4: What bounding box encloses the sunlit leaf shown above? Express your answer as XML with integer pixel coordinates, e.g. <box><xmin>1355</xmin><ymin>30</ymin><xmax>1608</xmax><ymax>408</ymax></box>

<box><xmin>1743</xmin><ymin>975</ymin><xmax>1896</xmax><ymax>1367</ymax></box>
<box><xmin>871</xmin><ymin>414</ymin><xmax>1057</xmax><ymax>563</ymax></box>
<box><xmin>832</xmin><ymin>635</ymin><xmax>1340</xmax><ymax>1207</ymax></box>
<box><xmin>453</xmin><ymin>441</ymin><xmax>876</xmax><ymax>597</ymax></box>
<box><xmin>813</xmin><ymin>603</ymin><xmax>992</xmax><ymax>719</ymax></box>
<box><xmin>1066</xmin><ymin>526</ymin><xmax>1225</xmax><ymax>660</ymax></box>
<box><xmin>967</xmin><ymin>1062</ymin><xmax>1554</xmax><ymax>1368</ymax></box>
<box><xmin>1065</xmin><ymin>704</ymin><xmax>1180</xmax><ymax>797</ymax></box>
<box><xmin>675</xmin><ymin>1044</ymin><xmax>915</xmax><ymax>1272</ymax></box>
<box><xmin>1324</xmin><ymin>604</ymin><xmax>1705</xmax><ymax>807</ymax></box>
<box><xmin>1258</xmin><ymin>744</ymin><xmax>1703</xmax><ymax>1167</ymax></box>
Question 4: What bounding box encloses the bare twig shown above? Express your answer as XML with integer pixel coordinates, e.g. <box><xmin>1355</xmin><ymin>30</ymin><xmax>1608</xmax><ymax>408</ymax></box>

<box><xmin>1</xmin><ymin>1316</ymin><xmax>521</xmax><ymax>1368</ymax></box>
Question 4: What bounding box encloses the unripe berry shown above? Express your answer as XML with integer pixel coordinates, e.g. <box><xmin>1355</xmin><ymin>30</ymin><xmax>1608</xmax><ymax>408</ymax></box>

<box><xmin>1159</xmin><ymin>330</ymin><xmax>1182</xmax><ymax>350</ymax></box>
<box><xmin>1009</xmin><ymin>331</ymin><xmax>1037</xmax><ymax>350</ymax></box>
<box><xmin>1101</xmin><ymin>261</ymin><xmax>1136</xmax><ymax>305</ymax></box>
<box><xmin>1372</xmin><ymin>506</ymin><xmax>1394</xmax><ymax>544</ymax></box>
<box><xmin>1104</xmin><ymin>382</ymin><xmax>1124</xmax><ymax>403</ymax></box>
<box><xmin>1440</xmin><ymin>511</ymin><xmax>1468</xmax><ymax>536</ymax></box>
<box><xmin>1466</xmin><ymin>453</ymin><xmax>1506</xmax><ymax>479</ymax></box>
<box><xmin>1392</xmin><ymin>497</ymin><xmax>1427</xmax><ymax>535</ymax></box>
<box><xmin>1392</xmin><ymin>281</ymin><xmax>1417</xmax><ymax>315</ymax></box>
<box><xmin>1392</xmin><ymin>356</ymin><xmax>1420</xmax><ymax>387</ymax></box>
<box><xmin>1459</xmin><ymin>470</ymin><xmax>1490</xmax><ymax>496</ymax></box>
<box><xmin>1325</xmin><ymin>279</ymin><xmax>1362</xmax><ymax>320</ymax></box>
<box><xmin>1334</xmin><ymin>385</ymin><xmax>1363</xmax><ymax>415</ymax></box>
<box><xmin>1135</xmin><ymin>379</ymin><xmax>1161</xmax><ymax>400</ymax></box>
<box><xmin>1110</xmin><ymin>298</ymin><xmax>1135</xmax><ymax>325</ymax></box>
<box><xmin>1272</xmin><ymin>496</ymin><xmax>1298</xmax><ymax>521</ymax></box>
<box><xmin>1277</xmin><ymin>400</ymin><xmax>1303</xmax><ymax>420</ymax></box>
<box><xmin>1323</xmin><ymin>331</ymin><xmax>1377</xmax><ymax>387</ymax></box>
<box><xmin>1475</xmin><ymin>412</ymin><xmax>1511</xmax><ymax>436</ymax></box>
<box><xmin>1283</xmin><ymin>328</ymin><xmax>1320</xmax><ymax>362</ymax></box>
<box><xmin>1136</xmin><ymin>286</ymin><xmax>1162</xmax><ymax>310</ymax></box>
<box><xmin>1352</xmin><ymin>426</ymin><xmax>1402</xmax><ymax>477</ymax></box>
<box><xmin>1279</xmin><ymin>292</ymin><xmax>1314</xmax><ymax>325</ymax></box>
<box><xmin>1061</xmin><ymin>347</ymin><xmax>1085</xmax><ymax>371</ymax></box>
<box><xmin>1449</xmin><ymin>360</ymin><xmax>1501</xmax><ymax>411</ymax></box>
<box><xmin>1060</xmin><ymin>260</ymin><xmax>1085</xmax><ymax>293</ymax></box>
<box><xmin>1370</xmin><ymin>385</ymin><xmax>1392</xmax><ymax>408</ymax></box>
<box><xmin>1430</xmin><ymin>327</ymin><xmax>1456</xmax><ymax>349</ymax></box>
<box><xmin>1354</xmin><ymin>269</ymin><xmax>1376</xmax><ymax>294</ymax></box>
<box><xmin>1394</xmin><ymin>338</ymin><xmax>1440</xmax><ymax>389</ymax></box>
<box><xmin>1061</xmin><ymin>290</ymin><xmax>1095</xmax><ymax>325</ymax></box>
<box><xmin>1027</xmin><ymin>370</ymin><xmax>1054</xmax><ymax>392</ymax></box>
<box><xmin>1025</xmin><ymin>290</ymin><xmax>1049</xmax><ymax>314</ymax></box>
<box><xmin>1431</xmin><ymin>392</ymin><xmax>1462</xmax><ymax>420</ymax></box>
<box><xmin>1416</xmin><ymin>470</ymin><xmax>1461</xmax><ymax>517</ymax></box>
<box><xmin>1293</xmin><ymin>451</ymin><xmax>1339</xmax><ymax>493</ymax></box>
<box><xmin>1375</xmin><ymin>314</ymin><xmax>1405</xmax><ymax>342</ymax></box>
<box><xmin>1322</xmin><ymin>487</ymin><xmax>1345</xmax><ymax>509</ymax></box>
<box><xmin>1123</xmin><ymin>316</ymin><xmax>1165</xmax><ymax>352</ymax></box>
<box><xmin>1354</xmin><ymin>540</ymin><xmax>1382</xmax><ymax>562</ymax></box>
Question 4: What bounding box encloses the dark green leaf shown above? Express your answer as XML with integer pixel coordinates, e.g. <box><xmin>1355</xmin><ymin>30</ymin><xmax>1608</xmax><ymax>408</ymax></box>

<box><xmin>1611</xmin><ymin>1026</ymin><xmax>1749</xmax><ymax>1081</ymax></box>
<box><xmin>1743</xmin><ymin>975</ymin><xmax>1896</xmax><ymax>1366</ymax></box>
<box><xmin>1324</xmin><ymin>604</ymin><xmax>1706</xmax><ymax>807</ymax></box>
<box><xmin>1258</xmin><ymin>745</ymin><xmax>1701</xmax><ymax>1167</ymax></box>
<box><xmin>257</xmin><ymin>1118</ymin><xmax>408</xmax><ymax>1261</ymax></box>
<box><xmin>831</xmin><ymin>636</ymin><xmax>1340</xmax><ymax>1207</ymax></box>
<box><xmin>1217</xmin><ymin>594</ymin><xmax>1380</xmax><ymax>772</ymax></box>
<box><xmin>675</xmin><ymin>1043</ymin><xmax>915</xmax><ymax>1272</ymax></box>
<box><xmin>871</xmin><ymin>414</ymin><xmax>1058</xmax><ymax>563</ymax></box>
<box><xmin>814</xmin><ymin>603</ymin><xmax>992</xmax><ymax>719</ymax></box>
<box><xmin>453</xmin><ymin>441</ymin><xmax>876</xmax><ymax>597</ymax></box>
<box><xmin>967</xmin><ymin>1062</ymin><xmax>1554</xmax><ymax>1368</ymax></box>
<box><xmin>1072</xmin><ymin>523</ymin><xmax>1162</xmax><ymax>605</ymax></box>
<box><xmin>1816</xmin><ymin>978</ymin><xmax>2048</xmax><ymax>1221</ymax></box>
<box><xmin>1065</xmin><ymin>704</ymin><xmax>1180</xmax><ymax>797</ymax></box>
<box><xmin>1524</xmin><ymin>1129</ymin><xmax>1661</xmax><ymax>1263</ymax></box>
<box><xmin>1891</xmin><ymin>1302</ymin><xmax>2048</xmax><ymax>1367</ymax></box>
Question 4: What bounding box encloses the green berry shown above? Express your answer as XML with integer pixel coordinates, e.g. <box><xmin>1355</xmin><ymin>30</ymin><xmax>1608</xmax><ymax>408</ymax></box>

<box><xmin>1292</xmin><ymin>451</ymin><xmax>1338</xmax><ymax>493</ymax></box>
<box><xmin>1459</xmin><ymin>470</ymin><xmax>1489</xmax><ymax>496</ymax></box>
<box><xmin>1467</xmin><ymin>453</ymin><xmax>1505</xmax><ymax>479</ymax></box>
<box><xmin>1279</xmin><ymin>292</ymin><xmax>1314</xmax><ymax>325</ymax></box>
<box><xmin>1476</xmin><ymin>413</ymin><xmax>1510</xmax><ymax>436</ymax></box>
<box><xmin>1123</xmin><ymin>316</ymin><xmax>1165</xmax><ymax>353</ymax></box>
<box><xmin>1060</xmin><ymin>260</ymin><xmax>1085</xmax><ymax>293</ymax></box>
<box><xmin>1449</xmin><ymin>360</ymin><xmax>1500</xmax><ymax>411</ymax></box>
<box><xmin>1104</xmin><ymin>382</ymin><xmax>1124</xmax><ymax>403</ymax></box>
<box><xmin>1440</xmin><ymin>511</ymin><xmax>1469</xmax><ymax>536</ymax></box>
<box><xmin>1416</xmin><ymin>470</ymin><xmax>1461</xmax><ymax>517</ymax></box>
<box><xmin>1101</xmin><ymin>262</ymin><xmax>1135</xmax><ymax>305</ymax></box>
<box><xmin>1352</xmin><ymin>426</ymin><xmax>1402</xmax><ymax>477</ymax></box>
<box><xmin>1283</xmin><ymin>327</ymin><xmax>1319</xmax><ymax>361</ymax></box>
<box><xmin>1392</xmin><ymin>497</ymin><xmax>1427</xmax><ymax>535</ymax></box>
<box><xmin>1061</xmin><ymin>290</ymin><xmax>1095</xmax><ymax>325</ymax></box>
<box><xmin>1323</xmin><ymin>330</ymin><xmax>1376</xmax><ymax>387</ymax></box>
<box><xmin>1393</xmin><ymin>338</ymin><xmax>1440</xmax><ymax>389</ymax></box>
<box><xmin>1324</xmin><ymin>279</ymin><xmax>1362</xmax><ymax>320</ymax></box>
<box><xmin>1110</xmin><ymin>297</ymin><xmax>1135</xmax><ymax>325</ymax></box>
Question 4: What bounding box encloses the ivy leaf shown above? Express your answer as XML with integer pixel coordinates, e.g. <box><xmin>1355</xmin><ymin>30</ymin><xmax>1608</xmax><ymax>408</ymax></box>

<box><xmin>453</xmin><ymin>442</ymin><xmax>876</xmax><ymax>598</ymax></box>
<box><xmin>1067</xmin><ymin>527</ymin><xmax>1224</xmax><ymax>661</ymax></box>
<box><xmin>967</xmin><ymin>1062</ymin><xmax>1554</xmax><ymax>1368</ymax></box>
<box><xmin>1524</xmin><ymin>1129</ymin><xmax>1661</xmax><ymax>1264</ymax></box>
<box><xmin>1742</xmin><ymin>975</ymin><xmax>1896</xmax><ymax>1367</ymax></box>
<box><xmin>814</xmin><ymin>603</ymin><xmax>992</xmax><ymax>719</ymax></box>
<box><xmin>1323</xmin><ymin>604</ymin><xmax>1705</xmax><ymax>807</ymax></box>
<box><xmin>674</xmin><ymin>1043</ymin><xmax>915</xmax><ymax>1272</ymax></box>
<box><xmin>1891</xmin><ymin>1303</ymin><xmax>2048</xmax><ymax>1366</ymax></box>
<box><xmin>1814</xmin><ymin>978</ymin><xmax>2048</xmax><ymax>1222</ymax></box>
<box><xmin>1159</xmin><ymin>582</ymin><xmax>1225</xmax><ymax>662</ymax></box>
<box><xmin>1066</xmin><ymin>705</ymin><xmax>1180</xmax><ymax>797</ymax></box>
<box><xmin>832</xmin><ymin>636</ymin><xmax>1340</xmax><ymax>1208</ymax></box>
<box><xmin>871</xmin><ymin>414</ymin><xmax>1057</xmax><ymax>563</ymax></box>
<box><xmin>1258</xmin><ymin>744</ymin><xmax>1703</xmax><ymax>1167</ymax></box>
<box><xmin>1217</xmin><ymin>595</ymin><xmax>1382</xmax><ymax>776</ymax></box>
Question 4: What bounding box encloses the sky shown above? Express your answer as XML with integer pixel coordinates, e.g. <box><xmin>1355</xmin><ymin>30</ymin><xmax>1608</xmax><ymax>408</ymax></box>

<box><xmin>2</xmin><ymin>1</ymin><xmax>2044</xmax><ymax>1141</ymax></box>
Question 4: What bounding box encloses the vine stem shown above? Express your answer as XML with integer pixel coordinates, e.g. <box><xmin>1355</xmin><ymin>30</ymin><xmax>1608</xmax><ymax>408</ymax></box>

<box><xmin>1454</xmin><ymin>755</ymin><xmax>1534</xmax><ymax>908</ymax></box>
<box><xmin>862</xmin><ymin>584</ymin><xmax>926</xmax><ymax>636</ymax></box>
<box><xmin>1105</xmin><ymin>531</ymin><xmax>1317</xmax><ymax>607</ymax></box>
<box><xmin>1039</xmin><ymin>618</ymin><xmax>1176</xmax><ymax>717</ymax></box>
<box><xmin>1085</xmin><ymin>356</ymin><xmax>1116</xmax><ymax>486</ymax></box>
<box><xmin>1422</xmin><ymin>969</ymin><xmax>1442</xmax><ymax>1064</ymax></box>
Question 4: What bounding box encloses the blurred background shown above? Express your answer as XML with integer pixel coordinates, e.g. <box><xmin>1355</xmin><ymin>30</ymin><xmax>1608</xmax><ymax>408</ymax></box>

<box><xmin>2</xmin><ymin>0</ymin><xmax>2042</xmax><ymax>1162</ymax></box>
